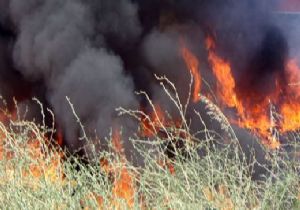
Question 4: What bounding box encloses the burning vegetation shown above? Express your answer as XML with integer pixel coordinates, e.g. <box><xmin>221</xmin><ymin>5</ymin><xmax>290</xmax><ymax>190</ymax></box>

<box><xmin>1</xmin><ymin>0</ymin><xmax>300</xmax><ymax>209</ymax></box>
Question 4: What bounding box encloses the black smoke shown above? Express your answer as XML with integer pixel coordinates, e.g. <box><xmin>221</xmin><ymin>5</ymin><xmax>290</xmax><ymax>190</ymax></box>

<box><xmin>0</xmin><ymin>0</ymin><xmax>297</xmax><ymax>165</ymax></box>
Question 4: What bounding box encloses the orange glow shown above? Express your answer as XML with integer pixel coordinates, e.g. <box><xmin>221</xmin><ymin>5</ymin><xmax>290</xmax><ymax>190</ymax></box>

<box><xmin>158</xmin><ymin>160</ymin><xmax>176</xmax><ymax>175</ymax></box>
<box><xmin>280</xmin><ymin>59</ymin><xmax>300</xmax><ymax>132</ymax></box>
<box><xmin>18</xmin><ymin>135</ymin><xmax>64</xmax><ymax>185</ymax></box>
<box><xmin>100</xmin><ymin>158</ymin><xmax>136</xmax><ymax>209</ymax></box>
<box><xmin>181</xmin><ymin>41</ymin><xmax>202</xmax><ymax>103</ymax></box>
<box><xmin>0</xmin><ymin>110</ymin><xmax>64</xmax><ymax>188</ymax></box>
<box><xmin>206</xmin><ymin>36</ymin><xmax>239</xmax><ymax>108</ymax></box>
<box><xmin>140</xmin><ymin>104</ymin><xmax>166</xmax><ymax>137</ymax></box>
<box><xmin>286</xmin><ymin>59</ymin><xmax>300</xmax><ymax>97</ymax></box>
<box><xmin>280</xmin><ymin>102</ymin><xmax>300</xmax><ymax>132</ymax></box>
<box><xmin>81</xmin><ymin>192</ymin><xmax>104</xmax><ymax>209</ymax></box>
<box><xmin>112</xmin><ymin>127</ymin><xmax>124</xmax><ymax>154</ymax></box>
<box><xmin>57</xmin><ymin>129</ymin><xmax>63</xmax><ymax>146</ymax></box>
<box><xmin>139</xmin><ymin>103</ymin><xmax>183</xmax><ymax>141</ymax></box>
<box><xmin>110</xmin><ymin>128</ymin><xmax>136</xmax><ymax>209</ymax></box>
<box><xmin>205</xmin><ymin>36</ymin><xmax>281</xmax><ymax>148</ymax></box>
<box><xmin>112</xmin><ymin>166</ymin><xmax>135</xmax><ymax>209</ymax></box>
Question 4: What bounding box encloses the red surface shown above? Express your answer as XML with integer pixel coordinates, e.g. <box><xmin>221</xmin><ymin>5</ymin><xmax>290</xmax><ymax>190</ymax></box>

<box><xmin>279</xmin><ymin>0</ymin><xmax>300</xmax><ymax>12</ymax></box>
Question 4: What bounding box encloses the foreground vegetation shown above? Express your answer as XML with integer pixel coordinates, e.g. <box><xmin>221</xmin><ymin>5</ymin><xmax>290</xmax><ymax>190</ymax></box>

<box><xmin>1</xmin><ymin>80</ymin><xmax>300</xmax><ymax>210</ymax></box>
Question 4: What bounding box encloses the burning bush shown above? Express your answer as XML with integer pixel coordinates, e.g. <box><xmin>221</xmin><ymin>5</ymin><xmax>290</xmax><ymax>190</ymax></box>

<box><xmin>1</xmin><ymin>73</ymin><xmax>300</xmax><ymax>209</ymax></box>
<box><xmin>1</xmin><ymin>0</ymin><xmax>300</xmax><ymax>209</ymax></box>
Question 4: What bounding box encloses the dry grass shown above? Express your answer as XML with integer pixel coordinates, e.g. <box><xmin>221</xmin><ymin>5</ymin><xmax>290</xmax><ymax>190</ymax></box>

<box><xmin>0</xmin><ymin>76</ymin><xmax>300</xmax><ymax>209</ymax></box>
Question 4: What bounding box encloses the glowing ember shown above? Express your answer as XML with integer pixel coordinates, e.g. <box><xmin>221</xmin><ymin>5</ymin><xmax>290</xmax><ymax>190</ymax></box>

<box><xmin>181</xmin><ymin>41</ymin><xmax>202</xmax><ymax>103</ymax></box>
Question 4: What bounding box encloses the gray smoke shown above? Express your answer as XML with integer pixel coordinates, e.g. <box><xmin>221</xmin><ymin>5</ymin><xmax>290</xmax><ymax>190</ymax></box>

<box><xmin>0</xmin><ymin>0</ymin><xmax>299</xmax><ymax>169</ymax></box>
<box><xmin>7</xmin><ymin>0</ymin><xmax>141</xmax><ymax>158</ymax></box>
<box><xmin>0</xmin><ymin>0</ymin><xmax>9</xmax><ymax>24</ymax></box>
<box><xmin>10</xmin><ymin>0</ymin><xmax>93</xmax><ymax>82</ymax></box>
<box><xmin>51</xmin><ymin>49</ymin><xmax>138</xmax><ymax>148</ymax></box>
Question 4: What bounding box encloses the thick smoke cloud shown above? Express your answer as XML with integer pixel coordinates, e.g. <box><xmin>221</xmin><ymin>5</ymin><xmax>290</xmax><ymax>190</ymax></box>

<box><xmin>6</xmin><ymin>0</ymin><xmax>140</xmax><ymax>158</ymax></box>
<box><xmin>88</xmin><ymin>0</ymin><xmax>141</xmax><ymax>48</ymax></box>
<box><xmin>0</xmin><ymin>0</ymin><xmax>9</xmax><ymax>25</ymax></box>
<box><xmin>10</xmin><ymin>0</ymin><xmax>93</xmax><ymax>82</ymax></box>
<box><xmin>51</xmin><ymin>49</ymin><xmax>138</xmax><ymax>149</ymax></box>
<box><xmin>137</xmin><ymin>0</ymin><xmax>285</xmax><ymax>101</ymax></box>
<box><xmin>0</xmin><ymin>0</ymin><xmax>31</xmax><ymax>107</ymax></box>
<box><xmin>277</xmin><ymin>13</ymin><xmax>300</xmax><ymax>60</ymax></box>
<box><xmin>0</xmin><ymin>0</ymin><xmax>298</xmax><ymax>166</ymax></box>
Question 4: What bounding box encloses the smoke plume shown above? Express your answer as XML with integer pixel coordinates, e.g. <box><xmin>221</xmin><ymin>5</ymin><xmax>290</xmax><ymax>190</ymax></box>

<box><xmin>0</xmin><ymin>0</ymin><xmax>298</xmax><ymax>165</ymax></box>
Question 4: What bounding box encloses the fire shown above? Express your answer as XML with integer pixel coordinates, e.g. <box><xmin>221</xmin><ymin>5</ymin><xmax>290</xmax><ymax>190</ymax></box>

<box><xmin>203</xmin><ymin>38</ymin><xmax>300</xmax><ymax>148</ymax></box>
<box><xmin>110</xmin><ymin>128</ymin><xmax>135</xmax><ymax>209</ymax></box>
<box><xmin>280</xmin><ymin>102</ymin><xmax>300</xmax><ymax>132</ymax></box>
<box><xmin>112</xmin><ymin>127</ymin><xmax>124</xmax><ymax>154</ymax></box>
<box><xmin>0</xmin><ymin>30</ymin><xmax>300</xmax><ymax>209</ymax></box>
<box><xmin>112</xmin><ymin>166</ymin><xmax>135</xmax><ymax>208</ymax></box>
<box><xmin>99</xmin><ymin>158</ymin><xmax>136</xmax><ymax>209</ymax></box>
<box><xmin>280</xmin><ymin>59</ymin><xmax>300</xmax><ymax>132</ymax></box>
<box><xmin>57</xmin><ymin>129</ymin><xmax>64</xmax><ymax>146</ymax></box>
<box><xmin>181</xmin><ymin>41</ymin><xmax>202</xmax><ymax>103</ymax></box>
<box><xmin>180</xmin><ymin>35</ymin><xmax>300</xmax><ymax>148</ymax></box>
<box><xmin>0</xmin><ymin>114</ymin><xmax>64</xmax><ymax>188</ymax></box>
<box><xmin>0</xmin><ymin>112</ymin><xmax>16</xmax><ymax>161</ymax></box>
<box><xmin>285</xmin><ymin>59</ymin><xmax>300</xmax><ymax>97</ymax></box>
<box><xmin>205</xmin><ymin>36</ymin><xmax>278</xmax><ymax>146</ymax></box>
<box><xmin>140</xmin><ymin>104</ymin><xmax>168</xmax><ymax>137</ymax></box>
<box><xmin>205</xmin><ymin>36</ymin><xmax>239</xmax><ymax>109</ymax></box>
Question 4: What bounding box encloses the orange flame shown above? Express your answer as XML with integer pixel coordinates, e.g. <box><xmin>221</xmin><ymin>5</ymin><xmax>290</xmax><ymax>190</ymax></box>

<box><xmin>110</xmin><ymin>128</ymin><xmax>135</xmax><ymax>208</ymax></box>
<box><xmin>0</xmin><ymin>108</ymin><xmax>65</xmax><ymax>189</ymax></box>
<box><xmin>140</xmin><ymin>104</ymin><xmax>167</xmax><ymax>137</ymax></box>
<box><xmin>280</xmin><ymin>102</ymin><xmax>300</xmax><ymax>132</ymax></box>
<box><xmin>205</xmin><ymin>36</ymin><xmax>280</xmax><ymax>148</ymax></box>
<box><xmin>181</xmin><ymin>41</ymin><xmax>202</xmax><ymax>103</ymax></box>
<box><xmin>112</xmin><ymin>167</ymin><xmax>135</xmax><ymax>208</ymax></box>
<box><xmin>112</xmin><ymin>128</ymin><xmax>124</xmax><ymax>154</ymax></box>
<box><xmin>280</xmin><ymin>59</ymin><xmax>300</xmax><ymax>132</ymax></box>
<box><xmin>206</xmin><ymin>36</ymin><xmax>239</xmax><ymax>108</ymax></box>
<box><xmin>181</xmin><ymin>36</ymin><xmax>280</xmax><ymax>148</ymax></box>
<box><xmin>99</xmin><ymin>158</ymin><xmax>136</xmax><ymax>209</ymax></box>
<box><xmin>57</xmin><ymin>129</ymin><xmax>63</xmax><ymax>146</ymax></box>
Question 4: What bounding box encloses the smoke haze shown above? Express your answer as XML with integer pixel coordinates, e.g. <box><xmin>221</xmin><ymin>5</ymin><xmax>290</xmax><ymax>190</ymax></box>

<box><xmin>0</xmin><ymin>0</ymin><xmax>298</xmax><ymax>164</ymax></box>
